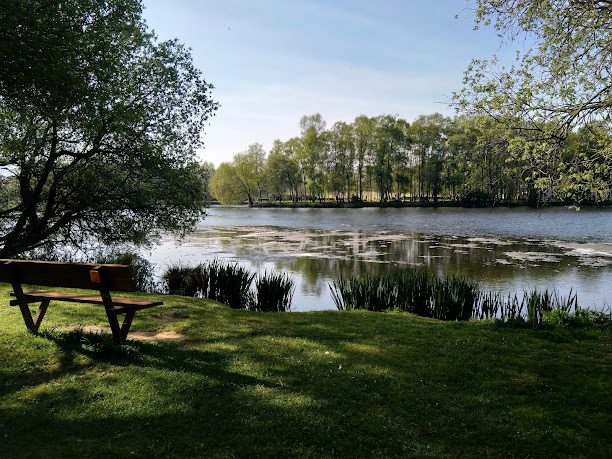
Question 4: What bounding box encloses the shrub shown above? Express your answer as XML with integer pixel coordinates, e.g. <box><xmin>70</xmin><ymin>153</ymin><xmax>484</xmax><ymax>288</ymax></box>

<box><xmin>542</xmin><ymin>307</ymin><xmax>611</xmax><ymax>329</ymax></box>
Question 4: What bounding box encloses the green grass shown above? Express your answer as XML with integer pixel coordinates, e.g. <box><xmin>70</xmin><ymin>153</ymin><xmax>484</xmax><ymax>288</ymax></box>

<box><xmin>0</xmin><ymin>283</ymin><xmax>610</xmax><ymax>458</ymax></box>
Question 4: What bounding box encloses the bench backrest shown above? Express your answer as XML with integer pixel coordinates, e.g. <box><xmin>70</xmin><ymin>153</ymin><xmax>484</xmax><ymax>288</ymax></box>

<box><xmin>0</xmin><ymin>259</ymin><xmax>137</xmax><ymax>292</ymax></box>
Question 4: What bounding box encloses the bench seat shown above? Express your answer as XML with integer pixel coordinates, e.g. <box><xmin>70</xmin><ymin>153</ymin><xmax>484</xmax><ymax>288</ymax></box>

<box><xmin>10</xmin><ymin>290</ymin><xmax>162</xmax><ymax>314</ymax></box>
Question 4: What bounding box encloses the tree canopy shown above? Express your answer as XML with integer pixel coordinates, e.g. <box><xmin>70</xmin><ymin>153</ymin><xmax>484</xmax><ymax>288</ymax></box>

<box><xmin>0</xmin><ymin>0</ymin><xmax>218</xmax><ymax>258</ymax></box>
<box><xmin>210</xmin><ymin>111</ymin><xmax>611</xmax><ymax>206</ymax></box>
<box><xmin>455</xmin><ymin>0</ymin><xmax>611</xmax><ymax>201</ymax></box>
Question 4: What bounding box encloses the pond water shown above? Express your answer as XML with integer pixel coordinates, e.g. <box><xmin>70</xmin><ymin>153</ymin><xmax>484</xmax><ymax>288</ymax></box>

<box><xmin>148</xmin><ymin>206</ymin><xmax>612</xmax><ymax>311</ymax></box>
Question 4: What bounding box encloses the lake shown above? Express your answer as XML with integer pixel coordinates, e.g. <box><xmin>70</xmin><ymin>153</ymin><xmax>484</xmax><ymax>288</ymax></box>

<box><xmin>148</xmin><ymin>206</ymin><xmax>612</xmax><ymax>311</ymax></box>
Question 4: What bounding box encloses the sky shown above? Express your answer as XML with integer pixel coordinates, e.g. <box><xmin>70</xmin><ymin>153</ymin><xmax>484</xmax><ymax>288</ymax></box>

<box><xmin>142</xmin><ymin>0</ymin><xmax>514</xmax><ymax>165</ymax></box>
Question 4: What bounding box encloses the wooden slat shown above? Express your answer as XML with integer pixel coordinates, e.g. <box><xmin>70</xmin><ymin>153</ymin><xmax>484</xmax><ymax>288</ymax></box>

<box><xmin>9</xmin><ymin>290</ymin><xmax>162</xmax><ymax>311</ymax></box>
<box><xmin>0</xmin><ymin>259</ymin><xmax>136</xmax><ymax>292</ymax></box>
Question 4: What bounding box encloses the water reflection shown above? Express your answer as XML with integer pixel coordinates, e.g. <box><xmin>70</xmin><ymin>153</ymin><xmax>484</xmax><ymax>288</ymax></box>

<box><xmin>149</xmin><ymin>225</ymin><xmax>612</xmax><ymax>311</ymax></box>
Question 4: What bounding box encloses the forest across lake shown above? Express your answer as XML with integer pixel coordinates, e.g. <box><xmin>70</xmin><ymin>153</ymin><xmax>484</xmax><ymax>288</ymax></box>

<box><xmin>148</xmin><ymin>206</ymin><xmax>612</xmax><ymax>311</ymax></box>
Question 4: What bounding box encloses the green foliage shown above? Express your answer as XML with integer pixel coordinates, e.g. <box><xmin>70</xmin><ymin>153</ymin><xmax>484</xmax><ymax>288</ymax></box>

<box><xmin>299</xmin><ymin>114</ymin><xmax>328</xmax><ymax>200</ymax></box>
<box><xmin>213</xmin><ymin>113</ymin><xmax>610</xmax><ymax>207</ymax></box>
<box><xmin>199</xmin><ymin>161</ymin><xmax>216</xmax><ymax>205</ymax></box>
<box><xmin>0</xmin><ymin>0</ymin><xmax>218</xmax><ymax>258</ymax></box>
<box><xmin>474</xmin><ymin>288</ymin><xmax>594</xmax><ymax>328</ymax></box>
<box><xmin>455</xmin><ymin>0</ymin><xmax>612</xmax><ymax>202</ymax></box>
<box><xmin>162</xmin><ymin>262</ymin><xmax>297</xmax><ymax>312</ymax></box>
<box><xmin>209</xmin><ymin>145</ymin><xmax>267</xmax><ymax>206</ymax></box>
<box><xmin>209</xmin><ymin>163</ymin><xmax>246</xmax><ymax>204</ymax></box>
<box><xmin>542</xmin><ymin>307</ymin><xmax>611</xmax><ymax>330</ymax></box>
<box><xmin>205</xmin><ymin>260</ymin><xmax>255</xmax><ymax>309</ymax></box>
<box><xmin>163</xmin><ymin>261</ymin><xmax>255</xmax><ymax>309</ymax></box>
<box><xmin>264</xmin><ymin>140</ymin><xmax>301</xmax><ymax>202</ymax></box>
<box><xmin>163</xmin><ymin>265</ymin><xmax>201</xmax><ymax>297</ymax></box>
<box><xmin>331</xmin><ymin>271</ymin><xmax>608</xmax><ymax>329</ymax></box>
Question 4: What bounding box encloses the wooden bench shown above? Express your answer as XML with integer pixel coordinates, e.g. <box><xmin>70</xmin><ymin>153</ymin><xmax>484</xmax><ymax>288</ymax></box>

<box><xmin>0</xmin><ymin>259</ymin><xmax>162</xmax><ymax>343</ymax></box>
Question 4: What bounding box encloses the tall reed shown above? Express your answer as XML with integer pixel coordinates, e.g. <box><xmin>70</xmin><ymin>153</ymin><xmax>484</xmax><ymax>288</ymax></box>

<box><xmin>205</xmin><ymin>260</ymin><xmax>255</xmax><ymax>309</ymax></box>
<box><xmin>252</xmin><ymin>272</ymin><xmax>295</xmax><ymax>312</ymax></box>
<box><xmin>163</xmin><ymin>264</ymin><xmax>201</xmax><ymax>297</ymax></box>
<box><xmin>330</xmin><ymin>268</ymin><xmax>583</xmax><ymax>325</ymax></box>
<box><xmin>163</xmin><ymin>260</ymin><xmax>254</xmax><ymax>309</ymax></box>
<box><xmin>162</xmin><ymin>261</ymin><xmax>296</xmax><ymax>312</ymax></box>
<box><xmin>330</xmin><ymin>268</ymin><xmax>479</xmax><ymax>320</ymax></box>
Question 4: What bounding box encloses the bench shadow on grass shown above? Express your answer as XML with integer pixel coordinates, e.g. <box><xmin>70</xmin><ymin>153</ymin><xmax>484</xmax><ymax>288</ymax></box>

<box><xmin>1</xmin><ymin>328</ymin><xmax>360</xmax><ymax>457</ymax></box>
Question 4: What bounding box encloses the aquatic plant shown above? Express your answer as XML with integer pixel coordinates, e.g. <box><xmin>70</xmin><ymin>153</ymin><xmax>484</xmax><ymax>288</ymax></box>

<box><xmin>96</xmin><ymin>251</ymin><xmax>156</xmax><ymax>292</ymax></box>
<box><xmin>523</xmin><ymin>288</ymin><xmax>578</xmax><ymax>326</ymax></box>
<box><xmin>542</xmin><ymin>307</ymin><xmax>611</xmax><ymax>329</ymax></box>
<box><xmin>251</xmin><ymin>272</ymin><xmax>295</xmax><ymax>312</ymax></box>
<box><xmin>205</xmin><ymin>260</ymin><xmax>255</xmax><ymax>309</ymax></box>
<box><xmin>163</xmin><ymin>264</ymin><xmax>201</xmax><ymax>297</ymax></box>
<box><xmin>330</xmin><ymin>269</ymin><xmax>595</xmax><ymax>327</ymax></box>
<box><xmin>163</xmin><ymin>260</ymin><xmax>254</xmax><ymax>308</ymax></box>
<box><xmin>330</xmin><ymin>268</ymin><xmax>480</xmax><ymax>320</ymax></box>
<box><xmin>163</xmin><ymin>261</ymin><xmax>297</xmax><ymax>311</ymax></box>
<box><xmin>330</xmin><ymin>275</ymin><xmax>395</xmax><ymax>312</ymax></box>
<box><xmin>431</xmin><ymin>276</ymin><xmax>479</xmax><ymax>321</ymax></box>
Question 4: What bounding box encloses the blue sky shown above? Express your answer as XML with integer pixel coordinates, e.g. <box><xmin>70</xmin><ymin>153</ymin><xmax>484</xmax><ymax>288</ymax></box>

<box><xmin>143</xmin><ymin>0</ymin><xmax>513</xmax><ymax>165</ymax></box>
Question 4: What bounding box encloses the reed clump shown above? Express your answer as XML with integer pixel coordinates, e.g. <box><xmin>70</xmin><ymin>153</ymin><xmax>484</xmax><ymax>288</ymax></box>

<box><xmin>162</xmin><ymin>261</ymin><xmax>294</xmax><ymax>312</ymax></box>
<box><xmin>251</xmin><ymin>272</ymin><xmax>295</xmax><ymax>312</ymax></box>
<box><xmin>330</xmin><ymin>268</ymin><xmax>479</xmax><ymax>321</ymax></box>
<box><xmin>475</xmin><ymin>289</ymin><xmax>579</xmax><ymax>325</ymax></box>
<box><xmin>163</xmin><ymin>265</ymin><xmax>201</xmax><ymax>297</ymax></box>
<box><xmin>330</xmin><ymin>268</ymin><xmax>606</xmax><ymax>327</ymax></box>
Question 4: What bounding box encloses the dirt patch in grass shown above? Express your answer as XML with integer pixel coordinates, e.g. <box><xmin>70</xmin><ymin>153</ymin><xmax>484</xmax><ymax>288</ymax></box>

<box><xmin>81</xmin><ymin>326</ymin><xmax>185</xmax><ymax>341</ymax></box>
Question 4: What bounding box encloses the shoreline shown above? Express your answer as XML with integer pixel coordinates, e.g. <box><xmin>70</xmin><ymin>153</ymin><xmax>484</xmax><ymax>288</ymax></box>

<box><xmin>244</xmin><ymin>200</ymin><xmax>611</xmax><ymax>209</ymax></box>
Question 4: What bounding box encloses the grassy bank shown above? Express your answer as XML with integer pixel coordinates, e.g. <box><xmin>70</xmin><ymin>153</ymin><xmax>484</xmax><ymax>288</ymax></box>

<box><xmin>0</xmin><ymin>283</ymin><xmax>610</xmax><ymax>458</ymax></box>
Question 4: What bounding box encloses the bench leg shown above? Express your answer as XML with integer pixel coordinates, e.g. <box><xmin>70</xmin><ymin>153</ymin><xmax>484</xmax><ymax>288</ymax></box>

<box><xmin>104</xmin><ymin>309</ymin><xmax>136</xmax><ymax>344</ymax></box>
<box><xmin>15</xmin><ymin>299</ymin><xmax>50</xmax><ymax>334</ymax></box>
<box><xmin>16</xmin><ymin>302</ymin><xmax>36</xmax><ymax>332</ymax></box>
<box><xmin>32</xmin><ymin>299</ymin><xmax>50</xmax><ymax>333</ymax></box>
<box><xmin>121</xmin><ymin>311</ymin><xmax>136</xmax><ymax>341</ymax></box>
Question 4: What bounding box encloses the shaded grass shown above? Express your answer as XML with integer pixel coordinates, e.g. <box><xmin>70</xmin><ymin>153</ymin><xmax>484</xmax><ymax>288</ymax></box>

<box><xmin>0</xmin><ymin>283</ymin><xmax>610</xmax><ymax>458</ymax></box>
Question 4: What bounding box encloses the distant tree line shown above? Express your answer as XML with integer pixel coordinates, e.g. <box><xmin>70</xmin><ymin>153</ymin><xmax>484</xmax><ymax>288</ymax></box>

<box><xmin>209</xmin><ymin>113</ymin><xmax>611</xmax><ymax>206</ymax></box>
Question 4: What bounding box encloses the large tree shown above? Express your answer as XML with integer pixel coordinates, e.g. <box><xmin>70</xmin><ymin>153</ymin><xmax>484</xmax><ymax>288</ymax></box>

<box><xmin>233</xmin><ymin>144</ymin><xmax>267</xmax><ymax>206</ymax></box>
<box><xmin>353</xmin><ymin>115</ymin><xmax>375</xmax><ymax>200</ymax></box>
<box><xmin>209</xmin><ymin>163</ymin><xmax>245</xmax><ymax>205</ymax></box>
<box><xmin>0</xmin><ymin>0</ymin><xmax>218</xmax><ymax>258</ymax></box>
<box><xmin>265</xmin><ymin>140</ymin><xmax>301</xmax><ymax>202</ymax></box>
<box><xmin>299</xmin><ymin>114</ymin><xmax>328</xmax><ymax>200</ymax></box>
<box><xmin>327</xmin><ymin>121</ymin><xmax>355</xmax><ymax>200</ymax></box>
<box><xmin>455</xmin><ymin>0</ymin><xmax>611</xmax><ymax>202</ymax></box>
